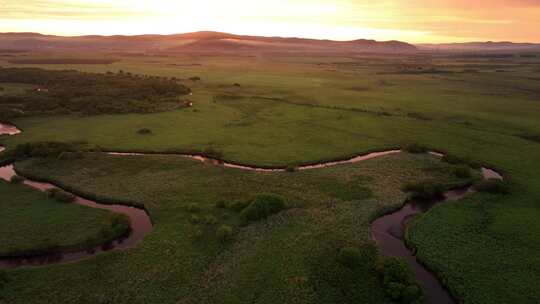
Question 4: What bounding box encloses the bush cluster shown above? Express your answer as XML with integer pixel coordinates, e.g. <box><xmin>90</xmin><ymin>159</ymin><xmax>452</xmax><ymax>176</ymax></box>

<box><xmin>58</xmin><ymin>151</ymin><xmax>84</xmax><ymax>160</ymax></box>
<box><xmin>0</xmin><ymin>67</ymin><xmax>191</xmax><ymax>118</ymax></box>
<box><xmin>187</xmin><ymin>203</ymin><xmax>201</xmax><ymax>213</ymax></box>
<box><xmin>46</xmin><ymin>188</ymin><xmax>76</xmax><ymax>203</ymax></box>
<box><xmin>10</xmin><ymin>175</ymin><xmax>25</xmax><ymax>184</ymax></box>
<box><xmin>214</xmin><ymin>200</ymin><xmax>227</xmax><ymax>209</ymax></box>
<box><xmin>285</xmin><ymin>165</ymin><xmax>298</xmax><ymax>172</ymax></box>
<box><xmin>375</xmin><ymin>256</ymin><xmax>424</xmax><ymax>304</ymax></box>
<box><xmin>441</xmin><ymin>154</ymin><xmax>481</xmax><ymax>168</ymax></box>
<box><xmin>474</xmin><ymin>179</ymin><xmax>509</xmax><ymax>194</ymax></box>
<box><xmin>0</xmin><ymin>269</ymin><xmax>9</xmax><ymax>289</ymax></box>
<box><xmin>137</xmin><ymin>128</ymin><xmax>152</xmax><ymax>135</ymax></box>
<box><xmin>453</xmin><ymin>165</ymin><xmax>472</xmax><ymax>178</ymax></box>
<box><xmin>226</xmin><ymin>199</ymin><xmax>251</xmax><ymax>212</ymax></box>
<box><xmin>518</xmin><ymin>132</ymin><xmax>540</xmax><ymax>143</ymax></box>
<box><xmin>203</xmin><ymin>147</ymin><xmax>224</xmax><ymax>159</ymax></box>
<box><xmin>403</xmin><ymin>143</ymin><xmax>428</xmax><ymax>154</ymax></box>
<box><xmin>239</xmin><ymin>194</ymin><xmax>287</xmax><ymax>224</ymax></box>
<box><xmin>12</xmin><ymin>142</ymin><xmax>82</xmax><ymax>159</ymax></box>
<box><xmin>216</xmin><ymin>225</ymin><xmax>233</xmax><ymax>242</ymax></box>
<box><xmin>402</xmin><ymin>181</ymin><xmax>444</xmax><ymax>200</ymax></box>
<box><xmin>203</xmin><ymin>215</ymin><xmax>218</xmax><ymax>225</ymax></box>
<box><xmin>337</xmin><ymin>246</ymin><xmax>362</xmax><ymax>268</ymax></box>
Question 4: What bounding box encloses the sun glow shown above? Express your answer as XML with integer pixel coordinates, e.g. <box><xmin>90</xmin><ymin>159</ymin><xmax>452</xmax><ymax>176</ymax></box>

<box><xmin>1</xmin><ymin>0</ymin><xmax>539</xmax><ymax>42</ymax></box>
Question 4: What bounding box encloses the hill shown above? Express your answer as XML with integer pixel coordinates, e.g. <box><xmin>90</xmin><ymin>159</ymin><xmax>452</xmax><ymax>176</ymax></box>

<box><xmin>0</xmin><ymin>31</ymin><xmax>417</xmax><ymax>54</ymax></box>
<box><xmin>418</xmin><ymin>41</ymin><xmax>540</xmax><ymax>52</ymax></box>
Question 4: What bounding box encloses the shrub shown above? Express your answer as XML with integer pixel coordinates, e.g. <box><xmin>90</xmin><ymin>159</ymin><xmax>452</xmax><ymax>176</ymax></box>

<box><xmin>474</xmin><ymin>179</ymin><xmax>509</xmax><ymax>194</ymax></box>
<box><xmin>46</xmin><ymin>188</ymin><xmax>60</xmax><ymax>199</ymax></box>
<box><xmin>187</xmin><ymin>203</ymin><xmax>201</xmax><ymax>213</ymax></box>
<box><xmin>403</xmin><ymin>143</ymin><xmax>428</xmax><ymax>154</ymax></box>
<box><xmin>10</xmin><ymin>175</ymin><xmax>25</xmax><ymax>184</ymax></box>
<box><xmin>227</xmin><ymin>199</ymin><xmax>250</xmax><ymax>212</ymax></box>
<box><xmin>215</xmin><ymin>200</ymin><xmax>227</xmax><ymax>209</ymax></box>
<box><xmin>375</xmin><ymin>256</ymin><xmax>423</xmax><ymax>304</ymax></box>
<box><xmin>518</xmin><ymin>132</ymin><xmax>540</xmax><ymax>143</ymax></box>
<box><xmin>453</xmin><ymin>165</ymin><xmax>472</xmax><ymax>178</ymax></box>
<box><xmin>337</xmin><ymin>246</ymin><xmax>362</xmax><ymax>268</ymax></box>
<box><xmin>285</xmin><ymin>165</ymin><xmax>297</xmax><ymax>172</ymax></box>
<box><xmin>54</xmin><ymin>190</ymin><xmax>75</xmax><ymax>203</ymax></box>
<box><xmin>442</xmin><ymin>154</ymin><xmax>465</xmax><ymax>165</ymax></box>
<box><xmin>204</xmin><ymin>215</ymin><xmax>218</xmax><ymax>225</ymax></box>
<box><xmin>216</xmin><ymin>225</ymin><xmax>233</xmax><ymax>242</ymax></box>
<box><xmin>203</xmin><ymin>147</ymin><xmax>223</xmax><ymax>159</ymax></box>
<box><xmin>376</xmin><ymin>256</ymin><xmax>413</xmax><ymax>285</ymax></box>
<box><xmin>192</xmin><ymin>228</ymin><xmax>204</xmax><ymax>240</ymax></box>
<box><xmin>0</xmin><ymin>269</ymin><xmax>9</xmax><ymax>289</ymax></box>
<box><xmin>58</xmin><ymin>151</ymin><xmax>84</xmax><ymax>160</ymax></box>
<box><xmin>46</xmin><ymin>188</ymin><xmax>76</xmax><ymax>202</ymax></box>
<box><xmin>190</xmin><ymin>214</ymin><xmax>201</xmax><ymax>224</ymax></box>
<box><xmin>13</xmin><ymin>142</ymin><xmax>80</xmax><ymax>159</ymax></box>
<box><xmin>402</xmin><ymin>284</ymin><xmax>423</xmax><ymax>303</ymax></box>
<box><xmin>239</xmin><ymin>194</ymin><xmax>286</xmax><ymax>224</ymax></box>
<box><xmin>386</xmin><ymin>282</ymin><xmax>407</xmax><ymax>301</ymax></box>
<box><xmin>402</xmin><ymin>181</ymin><xmax>444</xmax><ymax>199</ymax></box>
<box><xmin>137</xmin><ymin>128</ymin><xmax>152</xmax><ymax>135</ymax></box>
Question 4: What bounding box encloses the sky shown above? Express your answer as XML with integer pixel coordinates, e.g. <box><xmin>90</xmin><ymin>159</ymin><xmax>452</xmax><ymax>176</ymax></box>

<box><xmin>1</xmin><ymin>0</ymin><xmax>539</xmax><ymax>43</ymax></box>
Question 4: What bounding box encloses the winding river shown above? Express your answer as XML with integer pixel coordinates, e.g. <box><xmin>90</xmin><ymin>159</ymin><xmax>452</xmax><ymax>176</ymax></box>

<box><xmin>0</xmin><ymin>123</ymin><xmax>152</xmax><ymax>269</ymax></box>
<box><xmin>0</xmin><ymin>122</ymin><xmax>503</xmax><ymax>304</ymax></box>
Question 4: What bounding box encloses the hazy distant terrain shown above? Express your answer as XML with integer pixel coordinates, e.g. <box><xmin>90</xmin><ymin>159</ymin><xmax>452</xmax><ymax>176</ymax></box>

<box><xmin>418</xmin><ymin>41</ymin><xmax>540</xmax><ymax>52</ymax></box>
<box><xmin>0</xmin><ymin>31</ymin><xmax>417</xmax><ymax>53</ymax></box>
<box><xmin>3</xmin><ymin>32</ymin><xmax>540</xmax><ymax>55</ymax></box>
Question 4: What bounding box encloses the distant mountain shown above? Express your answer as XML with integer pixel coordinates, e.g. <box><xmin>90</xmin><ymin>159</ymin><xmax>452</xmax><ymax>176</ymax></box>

<box><xmin>0</xmin><ymin>31</ymin><xmax>417</xmax><ymax>54</ymax></box>
<box><xmin>418</xmin><ymin>41</ymin><xmax>540</xmax><ymax>52</ymax></box>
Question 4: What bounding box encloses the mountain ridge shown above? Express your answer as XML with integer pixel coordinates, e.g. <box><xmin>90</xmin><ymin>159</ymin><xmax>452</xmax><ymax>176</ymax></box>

<box><xmin>0</xmin><ymin>31</ymin><xmax>417</xmax><ymax>53</ymax></box>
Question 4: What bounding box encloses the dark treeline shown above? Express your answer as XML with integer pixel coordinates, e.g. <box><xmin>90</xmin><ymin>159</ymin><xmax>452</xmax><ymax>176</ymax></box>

<box><xmin>0</xmin><ymin>67</ymin><xmax>191</xmax><ymax>119</ymax></box>
<box><xmin>8</xmin><ymin>58</ymin><xmax>119</xmax><ymax>65</ymax></box>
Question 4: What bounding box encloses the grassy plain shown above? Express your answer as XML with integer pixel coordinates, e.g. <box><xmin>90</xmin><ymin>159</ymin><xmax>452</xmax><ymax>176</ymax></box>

<box><xmin>4</xmin><ymin>152</ymin><xmax>463</xmax><ymax>303</ymax></box>
<box><xmin>0</xmin><ymin>52</ymin><xmax>539</xmax><ymax>303</ymax></box>
<box><xmin>0</xmin><ymin>181</ymin><xmax>129</xmax><ymax>257</ymax></box>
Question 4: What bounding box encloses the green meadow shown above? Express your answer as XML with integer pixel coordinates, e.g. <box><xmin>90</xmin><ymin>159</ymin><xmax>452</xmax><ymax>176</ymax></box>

<box><xmin>5</xmin><ymin>152</ymin><xmax>465</xmax><ymax>303</ymax></box>
<box><xmin>0</xmin><ymin>52</ymin><xmax>539</xmax><ymax>303</ymax></box>
<box><xmin>0</xmin><ymin>181</ymin><xmax>129</xmax><ymax>258</ymax></box>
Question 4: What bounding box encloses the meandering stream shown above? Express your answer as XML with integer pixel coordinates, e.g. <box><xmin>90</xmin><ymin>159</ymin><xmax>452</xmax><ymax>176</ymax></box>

<box><xmin>0</xmin><ymin>122</ymin><xmax>504</xmax><ymax>304</ymax></box>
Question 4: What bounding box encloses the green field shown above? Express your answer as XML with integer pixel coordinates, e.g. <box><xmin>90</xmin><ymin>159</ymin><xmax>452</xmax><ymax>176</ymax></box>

<box><xmin>4</xmin><ymin>152</ymin><xmax>465</xmax><ymax>303</ymax></box>
<box><xmin>0</xmin><ymin>52</ymin><xmax>539</xmax><ymax>303</ymax></box>
<box><xmin>0</xmin><ymin>181</ymin><xmax>129</xmax><ymax>258</ymax></box>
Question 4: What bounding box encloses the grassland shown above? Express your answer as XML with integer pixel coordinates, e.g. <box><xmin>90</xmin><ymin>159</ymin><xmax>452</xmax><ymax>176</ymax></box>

<box><xmin>0</xmin><ymin>180</ymin><xmax>129</xmax><ymax>258</ymax></box>
<box><xmin>0</xmin><ymin>52</ymin><xmax>539</xmax><ymax>303</ymax></box>
<box><xmin>3</xmin><ymin>152</ymin><xmax>464</xmax><ymax>303</ymax></box>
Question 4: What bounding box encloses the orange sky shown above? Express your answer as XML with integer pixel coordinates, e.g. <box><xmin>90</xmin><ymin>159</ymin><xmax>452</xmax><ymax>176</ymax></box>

<box><xmin>1</xmin><ymin>0</ymin><xmax>539</xmax><ymax>43</ymax></box>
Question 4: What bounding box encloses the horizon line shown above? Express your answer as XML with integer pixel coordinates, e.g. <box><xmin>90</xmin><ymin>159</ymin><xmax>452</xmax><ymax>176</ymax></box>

<box><xmin>1</xmin><ymin>30</ymin><xmax>539</xmax><ymax>45</ymax></box>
